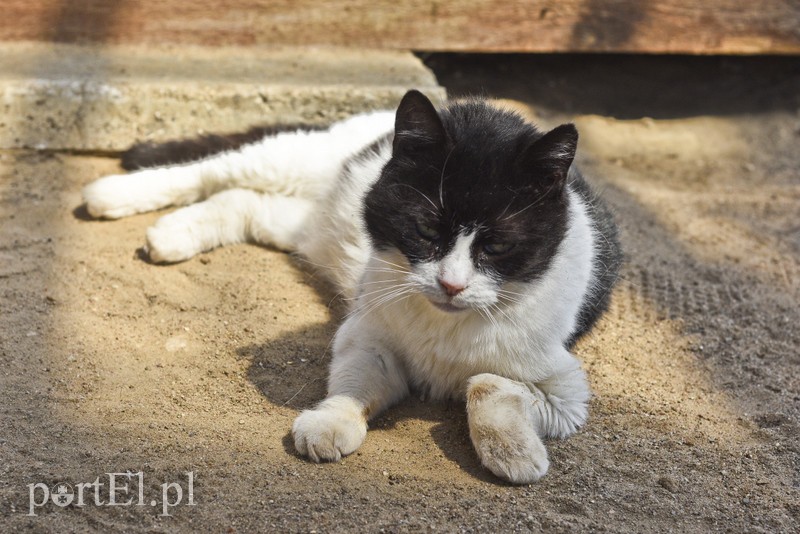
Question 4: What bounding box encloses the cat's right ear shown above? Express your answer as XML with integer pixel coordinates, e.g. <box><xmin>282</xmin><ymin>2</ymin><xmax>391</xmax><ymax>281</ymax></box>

<box><xmin>393</xmin><ymin>90</ymin><xmax>447</xmax><ymax>154</ymax></box>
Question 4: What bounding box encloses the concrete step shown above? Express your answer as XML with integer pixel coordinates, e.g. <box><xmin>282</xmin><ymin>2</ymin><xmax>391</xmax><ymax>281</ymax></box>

<box><xmin>0</xmin><ymin>42</ymin><xmax>445</xmax><ymax>151</ymax></box>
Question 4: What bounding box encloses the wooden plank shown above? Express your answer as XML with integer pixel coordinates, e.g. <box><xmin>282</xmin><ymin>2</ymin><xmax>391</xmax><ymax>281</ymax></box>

<box><xmin>2</xmin><ymin>0</ymin><xmax>799</xmax><ymax>54</ymax></box>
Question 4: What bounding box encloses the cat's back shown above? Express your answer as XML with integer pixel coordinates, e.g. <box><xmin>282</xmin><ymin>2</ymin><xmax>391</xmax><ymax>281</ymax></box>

<box><xmin>566</xmin><ymin>169</ymin><xmax>623</xmax><ymax>346</ymax></box>
<box><xmin>294</xmin><ymin>129</ymin><xmax>395</xmax><ymax>299</ymax></box>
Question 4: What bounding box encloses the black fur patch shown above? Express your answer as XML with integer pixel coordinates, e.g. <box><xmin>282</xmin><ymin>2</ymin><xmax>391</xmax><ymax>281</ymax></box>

<box><xmin>366</xmin><ymin>92</ymin><xmax>573</xmax><ymax>282</ymax></box>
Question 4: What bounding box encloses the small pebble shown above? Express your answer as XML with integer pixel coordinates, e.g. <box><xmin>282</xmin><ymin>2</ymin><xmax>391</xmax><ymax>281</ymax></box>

<box><xmin>657</xmin><ymin>476</ymin><xmax>679</xmax><ymax>493</ymax></box>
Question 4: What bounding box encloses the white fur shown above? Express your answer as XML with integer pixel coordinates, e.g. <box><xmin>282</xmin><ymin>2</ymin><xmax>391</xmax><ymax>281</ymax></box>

<box><xmin>83</xmin><ymin>109</ymin><xmax>598</xmax><ymax>484</ymax></box>
<box><xmin>292</xmin><ymin>395</ymin><xmax>367</xmax><ymax>462</ymax></box>
<box><xmin>439</xmin><ymin>231</ymin><xmax>477</xmax><ymax>290</ymax></box>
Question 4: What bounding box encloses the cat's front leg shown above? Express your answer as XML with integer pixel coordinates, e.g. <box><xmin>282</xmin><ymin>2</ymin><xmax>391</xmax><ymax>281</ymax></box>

<box><xmin>292</xmin><ymin>318</ymin><xmax>408</xmax><ymax>462</ymax></box>
<box><xmin>466</xmin><ymin>350</ymin><xmax>590</xmax><ymax>484</ymax></box>
<box><xmin>466</xmin><ymin>374</ymin><xmax>550</xmax><ymax>483</ymax></box>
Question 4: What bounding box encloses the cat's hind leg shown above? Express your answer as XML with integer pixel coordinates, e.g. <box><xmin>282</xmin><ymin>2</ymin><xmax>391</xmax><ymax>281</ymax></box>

<box><xmin>83</xmin><ymin>166</ymin><xmax>204</xmax><ymax>219</ymax></box>
<box><xmin>145</xmin><ymin>189</ymin><xmax>312</xmax><ymax>263</ymax></box>
<box><xmin>83</xmin><ymin>112</ymin><xmax>394</xmax><ymax>219</ymax></box>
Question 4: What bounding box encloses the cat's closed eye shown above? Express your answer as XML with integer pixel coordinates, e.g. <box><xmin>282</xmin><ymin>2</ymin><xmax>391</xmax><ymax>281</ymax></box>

<box><xmin>483</xmin><ymin>242</ymin><xmax>515</xmax><ymax>255</ymax></box>
<box><xmin>416</xmin><ymin>221</ymin><xmax>441</xmax><ymax>241</ymax></box>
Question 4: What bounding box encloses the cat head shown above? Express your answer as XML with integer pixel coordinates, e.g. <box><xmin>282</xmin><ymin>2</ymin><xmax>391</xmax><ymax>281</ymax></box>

<box><xmin>364</xmin><ymin>90</ymin><xmax>578</xmax><ymax>313</ymax></box>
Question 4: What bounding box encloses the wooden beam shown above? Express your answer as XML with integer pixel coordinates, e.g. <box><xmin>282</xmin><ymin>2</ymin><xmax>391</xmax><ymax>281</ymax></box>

<box><xmin>2</xmin><ymin>0</ymin><xmax>799</xmax><ymax>54</ymax></box>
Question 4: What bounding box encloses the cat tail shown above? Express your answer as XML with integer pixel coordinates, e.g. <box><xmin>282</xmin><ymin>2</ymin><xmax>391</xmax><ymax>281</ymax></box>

<box><xmin>120</xmin><ymin>124</ymin><xmax>326</xmax><ymax>170</ymax></box>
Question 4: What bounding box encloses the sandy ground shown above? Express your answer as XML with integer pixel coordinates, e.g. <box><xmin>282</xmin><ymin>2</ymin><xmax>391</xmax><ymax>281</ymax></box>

<box><xmin>1</xmin><ymin>55</ymin><xmax>799</xmax><ymax>532</ymax></box>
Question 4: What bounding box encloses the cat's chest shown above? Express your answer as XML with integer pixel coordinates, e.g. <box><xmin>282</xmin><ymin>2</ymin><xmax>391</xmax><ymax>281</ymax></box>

<box><xmin>376</xmin><ymin>297</ymin><xmax>539</xmax><ymax>398</ymax></box>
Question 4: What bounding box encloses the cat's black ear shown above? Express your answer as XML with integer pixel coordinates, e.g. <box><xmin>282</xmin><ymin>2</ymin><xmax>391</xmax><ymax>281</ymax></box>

<box><xmin>393</xmin><ymin>90</ymin><xmax>447</xmax><ymax>154</ymax></box>
<box><xmin>519</xmin><ymin>123</ymin><xmax>578</xmax><ymax>190</ymax></box>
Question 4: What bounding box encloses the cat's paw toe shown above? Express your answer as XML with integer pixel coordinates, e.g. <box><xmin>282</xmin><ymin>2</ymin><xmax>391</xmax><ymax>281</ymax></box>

<box><xmin>292</xmin><ymin>398</ymin><xmax>367</xmax><ymax>462</ymax></box>
<box><xmin>145</xmin><ymin>223</ymin><xmax>200</xmax><ymax>264</ymax></box>
<box><xmin>472</xmin><ymin>429</ymin><xmax>549</xmax><ymax>484</ymax></box>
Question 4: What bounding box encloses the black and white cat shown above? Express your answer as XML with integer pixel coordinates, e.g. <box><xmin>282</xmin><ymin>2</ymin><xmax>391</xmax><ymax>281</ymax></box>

<box><xmin>82</xmin><ymin>90</ymin><xmax>621</xmax><ymax>484</ymax></box>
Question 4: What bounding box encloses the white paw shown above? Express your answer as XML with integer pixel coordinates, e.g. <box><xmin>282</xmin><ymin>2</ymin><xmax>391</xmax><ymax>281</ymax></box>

<box><xmin>83</xmin><ymin>168</ymin><xmax>186</xmax><ymax>219</ymax></box>
<box><xmin>470</xmin><ymin>422</ymin><xmax>549</xmax><ymax>484</ymax></box>
<box><xmin>467</xmin><ymin>373</ymin><xmax>550</xmax><ymax>484</ymax></box>
<box><xmin>145</xmin><ymin>219</ymin><xmax>202</xmax><ymax>264</ymax></box>
<box><xmin>82</xmin><ymin>174</ymin><xmax>145</xmax><ymax>219</ymax></box>
<box><xmin>292</xmin><ymin>397</ymin><xmax>367</xmax><ymax>462</ymax></box>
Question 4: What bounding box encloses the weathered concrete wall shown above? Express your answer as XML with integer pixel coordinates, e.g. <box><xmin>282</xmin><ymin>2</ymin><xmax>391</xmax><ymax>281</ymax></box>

<box><xmin>0</xmin><ymin>42</ymin><xmax>445</xmax><ymax>151</ymax></box>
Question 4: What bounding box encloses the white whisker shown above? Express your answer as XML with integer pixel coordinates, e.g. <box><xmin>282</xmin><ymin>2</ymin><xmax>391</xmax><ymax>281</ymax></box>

<box><xmin>501</xmin><ymin>182</ymin><xmax>559</xmax><ymax>222</ymax></box>
<box><xmin>348</xmin><ymin>283</ymin><xmax>416</xmax><ymax>301</ymax></box>
<box><xmin>439</xmin><ymin>144</ymin><xmax>456</xmax><ymax>208</ymax></box>
<box><xmin>370</xmin><ymin>256</ymin><xmax>412</xmax><ymax>272</ymax></box>
<box><xmin>391</xmin><ymin>183</ymin><xmax>439</xmax><ymax>213</ymax></box>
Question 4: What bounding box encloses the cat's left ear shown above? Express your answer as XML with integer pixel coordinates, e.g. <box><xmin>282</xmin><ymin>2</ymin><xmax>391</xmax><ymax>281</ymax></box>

<box><xmin>519</xmin><ymin>124</ymin><xmax>578</xmax><ymax>191</ymax></box>
<box><xmin>393</xmin><ymin>90</ymin><xmax>447</xmax><ymax>154</ymax></box>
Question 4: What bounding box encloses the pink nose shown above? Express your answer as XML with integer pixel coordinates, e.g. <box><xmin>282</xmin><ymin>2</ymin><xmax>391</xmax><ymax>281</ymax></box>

<box><xmin>439</xmin><ymin>278</ymin><xmax>466</xmax><ymax>297</ymax></box>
